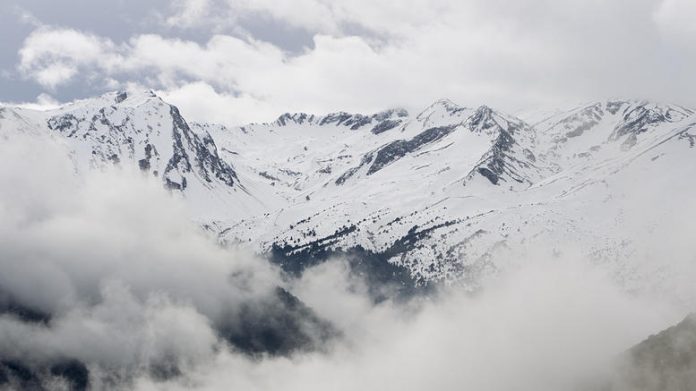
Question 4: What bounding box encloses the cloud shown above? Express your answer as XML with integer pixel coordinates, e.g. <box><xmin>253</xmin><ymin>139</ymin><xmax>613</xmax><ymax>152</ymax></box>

<box><xmin>158</xmin><ymin>82</ymin><xmax>278</xmax><ymax>127</ymax></box>
<box><xmin>654</xmin><ymin>0</ymin><xmax>696</xmax><ymax>39</ymax></box>
<box><xmin>166</xmin><ymin>0</ymin><xmax>213</xmax><ymax>28</ymax></box>
<box><xmin>0</xmin><ymin>136</ymin><xmax>329</xmax><ymax>386</ymax></box>
<box><xmin>0</xmin><ymin>92</ymin><xmax>62</xmax><ymax>111</ymax></box>
<box><xmin>165</xmin><ymin>0</ymin><xmax>461</xmax><ymax>38</ymax></box>
<box><xmin>14</xmin><ymin>1</ymin><xmax>696</xmax><ymax>124</ymax></box>
<box><xmin>136</xmin><ymin>257</ymin><xmax>682</xmax><ymax>391</ymax></box>
<box><xmin>166</xmin><ymin>0</ymin><xmax>341</xmax><ymax>34</ymax></box>
<box><xmin>11</xmin><ymin>5</ymin><xmax>43</xmax><ymax>28</ymax></box>
<box><xmin>124</xmin><ymin>33</ymin><xmax>283</xmax><ymax>89</ymax></box>
<box><xmin>0</xmin><ymin>130</ymin><xmax>691</xmax><ymax>390</ymax></box>
<box><xmin>18</xmin><ymin>27</ymin><xmax>120</xmax><ymax>89</ymax></box>
<box><xmin>0</xmin><ymin>281</ymin><xmax>217</xmax><ymax>376</ymax></box>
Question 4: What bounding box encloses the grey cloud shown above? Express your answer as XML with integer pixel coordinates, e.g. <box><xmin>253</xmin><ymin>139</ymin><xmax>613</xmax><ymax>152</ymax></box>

<box><xmin>3</xmin><ymin>0</ymin><xmax>696</xmax><ymax>124</ymax></box>
<box><xmin>0</xmin><ymin>136</ymin><xmax>336</xmax><ymax>387</ymax></box>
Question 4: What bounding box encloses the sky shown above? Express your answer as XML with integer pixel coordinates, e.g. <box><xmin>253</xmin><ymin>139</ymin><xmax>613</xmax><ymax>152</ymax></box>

<box><xmin>1</xmin><ymin>0</ymin><xmax>695</xmax><ymax>125</ymax></box>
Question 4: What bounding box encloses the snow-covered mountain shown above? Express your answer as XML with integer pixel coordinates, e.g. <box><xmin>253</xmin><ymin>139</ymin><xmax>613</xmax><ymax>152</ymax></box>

<box><xmin>0</xmin><ymin>90</ymin><xmax>271</xmax><ymax>220</ymax></box>
<box><xmin>209</xmin><ymin>98</ymin><xmax>696</xmax><ymax>301</ymax></box>
<box><xmin>3</xmin><ymin>92</ymin><xmax>695</xmax><ymax>301</ymax></box>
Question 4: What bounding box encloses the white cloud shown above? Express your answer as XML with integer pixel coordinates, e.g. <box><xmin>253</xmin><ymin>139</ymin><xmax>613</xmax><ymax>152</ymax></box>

<box><xmin>159</xmin><ymin>82</ymin><xmax>278</xmax><ymax>127</ymax></box>
<box><xmin>0</xmin><ymin>136</ymin><xmax>357</xmax><ymax>387</ymax></box>
<box><xmin>166</xmin><ymin>0</ymin><xmax>463</xmax><ymax>37</ymax></box>
<box><xmin>125</xmin><ymin>33</ymin><xmax>283</xmax><ymax>88</ymax></box>
<box><xmin>15</xmin><ymin>0</ymin><xmax>696</xmax><ymax>125</ymax></box>
<box><xmin>18</xmin><ymin>27</ymin><xmax>120</xmax><ymax>89</ymax></box>
<box><xmin>138</xmin><ymin>257</ymin><xmax>682</xmax><ymax>391</ymax></box>
<box><xmin>1</xmin><ymin>93</ymin><xmax>62</xmax><ymax>111</ymax></box>
<box><xmin>166</xmin><ymin>0</ymin><xmax>341</xmax><ymax>34</ymax></box>
<box><xmin>32</xmin><ymin>63</ymin><xmax>78</xmax><ymax>88</ymax></box>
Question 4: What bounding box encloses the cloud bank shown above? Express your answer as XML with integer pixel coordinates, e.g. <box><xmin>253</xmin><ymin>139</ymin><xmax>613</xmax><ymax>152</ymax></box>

<box><xmin>0</xmin><ymin>137</ymin><xmax>331</xmax><ymax>388</ymax></box>
<box><xmin>10</xmin><ymin>0</ymin><xmax>696</xmax><ymax>125</ymax></box>
<box><xmin>137</xmin><ymin>259</ymin><xmax>682</xmax><ymax>391</ymax></box>
<box><xmin>0</xmin><ymin>136</ymin><xmax>688</xmax><ymax>390</ymax></box>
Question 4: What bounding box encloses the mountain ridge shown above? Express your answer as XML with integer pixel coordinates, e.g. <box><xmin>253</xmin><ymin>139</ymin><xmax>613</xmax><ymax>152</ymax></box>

<box><xmin>2</xmin><ymin>91</ymin><xmax>695</xmax><ymax>301</ymax></box>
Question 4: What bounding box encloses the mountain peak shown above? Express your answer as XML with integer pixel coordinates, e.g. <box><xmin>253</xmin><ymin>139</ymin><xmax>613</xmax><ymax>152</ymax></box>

<box><xmin>274</xmin><ymin>112</ymin><xmax>316</xmax><ymax>126</ymax></box>
<box><xmin>565</xmin><ymin>99</ymin><xmax>694</xmax><ymax>118</ymax></box>
<box><xmin>101</xmin><ymin>89</ymin><xmax>161</xmax><ymax>107</ymax></box>
<box><xmin>431</xmin><ymin>98</ymin><xmax>460</xmax><ymax>109</ymax></box>
<box><xmin>270</xmin><ymin>108</ymin><xmax>409</xmax><ymax>134</ymax></box>
<box><xmin>417</xmin><ymin>98</ymin><xmax>466</xmax><ymax>120</ymax></box>
<box><xmin>536</xmin><ymin>98</ymin><xmax>695</xmax><ymax>146</ymax></box>
<box><xmin>111</xmin><ymin>89</ymin><xmax>158</xmax><ymax>103</ymax></box>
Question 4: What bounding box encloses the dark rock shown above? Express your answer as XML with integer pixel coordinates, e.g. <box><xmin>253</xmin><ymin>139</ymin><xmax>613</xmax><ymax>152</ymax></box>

<box><xmin>464</xmin><ymin>108</ymin><xmax>536</xmax><ymax>186</ymax></box>
<box><xmin>218</xmin><ymin>287</ymin><xmax>338</xmax><ymax>356</ymax></box>
<box><xmin>606</xmin><ymin>100</ymin><xmax>625</xmax><ymax>115</ymax></box>
<box><xmin>611</xmin><ymin>103</ymin><xmax>691</xmax><ymax>140</ymax></box>
<box><xmin>477</xmin><ymin>167</ymin><xmax>499</xmax><ymax>185</ymax></box>
<box><xmin>367</xmin><ymin>125</ymin><xmax>457</xmax><ymax>175</ymax></box>
<box><xmin>335</xmin><ymin>153</ymin><xmax>374</xmax><ymax>185</ymax></box>
<box><xmin>114</xmin><ymin>92</ymin><xmax>128</xmax><ymax>104</ymax></box>
<box><xmin>371</xmin><ymin>119</ymin><xmax>402</xmax><ymax>134</ymax></box>
<box><xmin>47</xmin><ymin>114</ymin><xmax>81</xmax><ymax>136</ymax></box>
<box><xmin>166</xmin><ymin>106</ymin><xmax>238</xmax><ymax>190</ymax></box>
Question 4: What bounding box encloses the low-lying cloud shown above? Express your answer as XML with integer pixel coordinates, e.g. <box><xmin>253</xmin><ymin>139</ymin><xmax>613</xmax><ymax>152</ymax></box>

<box><xmin>0</xmin><ymin>137</ymin><xmax>326</xmax><ymax>387</ymax></box>
<box><xmin>0</xmin><ymin>136</ymin><xmax>690</xmax><ymax>390</ymax></box>
<box><xmin>139</xmin><ymin>259</ymin><xmax>684</xmax><ymax>391</ymax></box>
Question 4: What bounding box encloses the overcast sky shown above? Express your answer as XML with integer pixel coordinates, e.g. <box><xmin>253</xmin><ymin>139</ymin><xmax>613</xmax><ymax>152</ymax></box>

<box><xmin>1</xmin><ymin>0</ymin><xmax>695</xmax><ymax>125</ymax></box>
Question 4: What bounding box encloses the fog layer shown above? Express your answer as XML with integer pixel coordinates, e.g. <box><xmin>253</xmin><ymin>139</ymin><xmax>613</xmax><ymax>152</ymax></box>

<box><xmin>0</xmin><ymin>137</ymin><xmax>689</xmax><ymax>390</ymax></box>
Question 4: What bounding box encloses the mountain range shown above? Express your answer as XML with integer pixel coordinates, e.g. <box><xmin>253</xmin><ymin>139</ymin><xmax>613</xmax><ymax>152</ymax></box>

<box><xmin>2</xmin><ymin>90</ymin><xmax>695</xmax><ymax>301</ymax></box>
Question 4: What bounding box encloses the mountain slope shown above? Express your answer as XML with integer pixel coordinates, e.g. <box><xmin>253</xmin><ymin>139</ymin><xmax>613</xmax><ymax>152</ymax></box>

<box><xmin>2</xmin><ymin>93</ymin><xmax>695</xmax><ymax>302</ymax></box>
<box><xmin>210</xmin><ymin>99</ymin><xmax>696</xmax><ymax>300</ymax></box>
<box><xmin>0</xmin><ymin>90</ymin><xmax>272</xmax><ymax>220</ymax></box>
